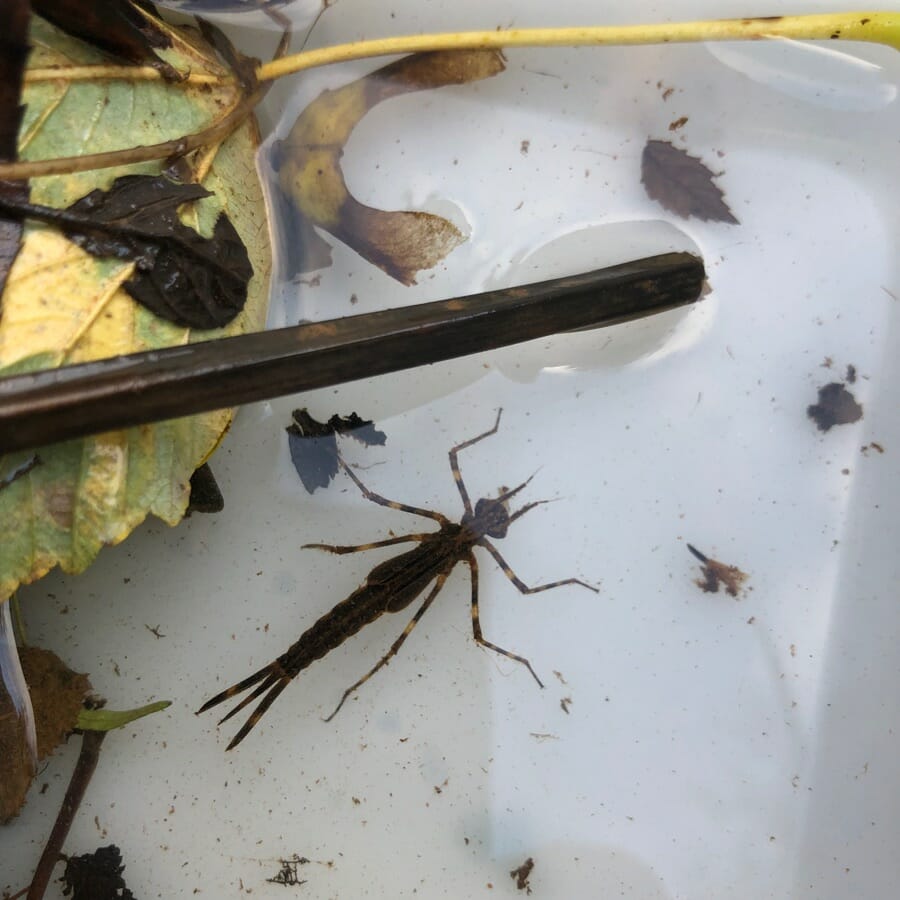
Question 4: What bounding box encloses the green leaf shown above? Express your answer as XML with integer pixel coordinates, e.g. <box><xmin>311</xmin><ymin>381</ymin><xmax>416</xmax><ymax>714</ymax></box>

<box><xmin>76</xmin><ymin>700</ymin><xmax>171</xmax><ymax>732</ymax></box>
<box><xmin>0</xmin><ymin>13</ymin><xmax>271</xmax><ymax>600</ymax></box>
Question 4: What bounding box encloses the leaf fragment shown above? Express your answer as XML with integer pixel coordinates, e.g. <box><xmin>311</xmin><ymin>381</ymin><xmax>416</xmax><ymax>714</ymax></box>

<box><xmin>61</xmin><ymin>844</ymin><xmax>137</xmax><ymax>900</ymax></box>
<box><xmin>76</xmin><ymin>699</ymin><xmax>171</xmax><ymax>732</ymax></box>
<box><xmin>286</xmin><ymin>409</ymin><xmax>386</xmax><ymax>493</ymax></box>
<box><xmin>641</xmin><ymin>139</ymin><xmax>739</xmax><ymax>224</ymax></box>
<box><xmin>686</xmin><ymin>544</ymin><xmax>748</xmax><ymax>597</ymax></box>
<box><xmin>807</xmin><ymin>382</ymin><xmax>863</xmax><ymax>432</ymax></box>
<box><xmin>0</xmin><ymin>175</ymin><xmax>254</xmax><ymax>329</ymax></box>
<box><xmin>275</xmin><ymin>49</ymin><xmax>506</xmax><ymax>284</ymax></box>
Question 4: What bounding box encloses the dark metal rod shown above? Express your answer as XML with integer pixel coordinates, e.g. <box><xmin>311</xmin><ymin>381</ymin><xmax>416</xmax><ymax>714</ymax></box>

<box><xmin>0</xmin><ymin>251</ymin><xmax>704</xmax><ymax>454</ymax></box>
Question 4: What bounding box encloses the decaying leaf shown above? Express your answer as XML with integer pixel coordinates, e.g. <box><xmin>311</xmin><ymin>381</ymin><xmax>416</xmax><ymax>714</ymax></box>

<box><xmin>510</xmin><ymin>857</ymin><xmax>535</xmax><ymax>894</ymax></box>
<box><xmin>275</xmin><ymin>49</ymin><xmax>506</xmax><ymax>284</ymax></box>
<box><xmin>807</xmin><ymin>381</ymin><xmax>863</xmax><ymax>432</ymax></box>
<box><xmin>286</xmin><ymin>409</ymin><xmax>386</xmax><ymax>493</ymax></box>
<box><xmin>187</xmin><ymin>462</ymin><xmax>225</xmax><ymax>514</ymax></box>
<box><xmin>0</xmin><ymin>11</ymin><xmax>270</xmax><ymax>601</ymax></box>
<box><xmin>1</xmin><ymin>646</ymin><xmax>91</xmax><ymax>823</ymax></box>
<box><xmin>687</xmin><ymin>544</ymin><xmax>748</xmax><ymax>597</ymax></box>
<box><xmin>32</xmin><ymin>0</ymin><xmax>180</xmax><ymax>80</ymax></box>
<box><xmin>0</xmin><ymin>174</ymin><xmax>254</xmax><ymax>328</ymax></box>
<box><xmin>641</xmin><ymin>139</ymin><xmax>739</xmax><ymax>224</ymax></box>
<box><xmin>0</xmin><ymin>0</ymin><xmax>30</xmax><ymax>302</ymax></box>
<box><xmin>61</xmin><ymin>844</ymin><xmax>136</xmax><ymax>900</ymax></box>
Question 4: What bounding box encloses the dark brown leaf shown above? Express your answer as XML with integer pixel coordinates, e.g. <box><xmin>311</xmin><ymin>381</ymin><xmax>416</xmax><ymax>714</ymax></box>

<box><xmin>0</xmin><ymin>0</ymin><xmax>30</xmax><ymax>303</ymax></box>
<box><xmin>33</xmin><ymin>0</ymin><xmax>180</xmax><ymax>81</ymax></box>
<box><xmin>62</xmin><ymin>845</ymin><xmax>137</xmax><ymax>900</ymax></box>
<box><xmin>0</xmin><ymin>175</ymin><xmax>254</xmax><ymax>328</ymax></box>
<box><xmin>641</xmin><ymin>139</ymin><xmax>739</xmax><ymax>224</ymax></box>
<box><xmin>286</xmin><ymin>409</ymin><xmax>386</xmax><ymax>493</ymax></box>
<box><xmin>807</xmin><ymin>382</ymin><xmax>863</xmax><ymax>432</ymax></box>
<box><xmin>186</xmin><ymin>463</ymin><xmax>224</xmax><ymax>514</ymax></box>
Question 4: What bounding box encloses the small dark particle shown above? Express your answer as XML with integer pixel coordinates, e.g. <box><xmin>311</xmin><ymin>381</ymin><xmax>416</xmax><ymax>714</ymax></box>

<box><xmin>668</xmin><ymin>116</ymin><xmax>688</xmax><ymax>131</ymax></box>
<box><xmin>807</xmin><ymin>382</ymin><xmax>863</xmax><ymax>432</ymax></box>
<box><xmin>510</xmin><ymin>857</ymin><xmax>535</xmax><ymax>894</ymax></box>
<box><xmin>520</xmin><ymin>139</ymin><xmax>530</xmax><ymax>155</ymax></box>
<box><xmin>145</xmin><ymin>624</ymin><xmax>165</xmax><ymax>639</ymax></box>
<box><xmin>560</xmin><ymin>697</ymin><xmax>572</xmax><ymax>714</ymax></box>
<box><xmin>687</xmin><ymin>544</ymin><xmax>748</xmax><ymax>598</ymax></box>
<box><xmin>846</xmin><ymin>364</ymin><xmax>857</xmax><ymax>384</ymax></box>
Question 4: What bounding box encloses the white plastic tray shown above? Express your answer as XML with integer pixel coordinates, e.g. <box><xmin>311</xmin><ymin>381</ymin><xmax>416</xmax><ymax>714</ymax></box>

<box><xmin>4</xmin><ymin>1</ymin><xmax>900</xmax><ymax>897</ymax></box>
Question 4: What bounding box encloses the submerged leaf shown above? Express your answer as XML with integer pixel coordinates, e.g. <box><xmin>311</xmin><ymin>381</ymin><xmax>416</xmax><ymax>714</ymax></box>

<box><xmin>32</xmin><ymin>0</ymin><xmax>180</xmax><ymax>80</ymax></box>
<box><xmin>0</xmin><ymin>12</ymin><xmax>270</xmax><ymax>600</ymax></box>
<box><xmin>275</xmin><ymin>49</ymin><xmax>506</xmax><ymax>284</ymax></box>
<box><xmin>286</xmin><ymin>409</ymin><xmax>386</xmax><ymax>493</ymax></box>
<box><xmin>0</xmin><ymin>0</ymin><xmax>29</xmax><ymax>303</ymax></box>
<box><xmin>807</xmin><ymin>381</ymin><xmax>863</xmax><ymax>432</ymax></box>
<box><xmin>641</xmin><ymin>139</ymin><xmax>739</xmax><ymax>224</ymax></box>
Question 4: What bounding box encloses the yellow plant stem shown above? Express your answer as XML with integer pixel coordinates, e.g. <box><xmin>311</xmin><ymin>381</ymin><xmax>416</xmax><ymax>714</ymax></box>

<box><xmin>257</xmin><ymin>11</ymin><xmax>900</xmax><ymax>81</ymax></box>
<box><xmin>3</xmin><ymin>11</ymin><xmax>898</xmax><ymax>180</ymax></box>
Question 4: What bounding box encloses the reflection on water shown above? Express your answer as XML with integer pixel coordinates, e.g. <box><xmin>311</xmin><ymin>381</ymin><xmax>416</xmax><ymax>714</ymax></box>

<box><xmin>707</xmin><ymin>38</ymin><xmax>897</xmax><ymax>111</ymax></box>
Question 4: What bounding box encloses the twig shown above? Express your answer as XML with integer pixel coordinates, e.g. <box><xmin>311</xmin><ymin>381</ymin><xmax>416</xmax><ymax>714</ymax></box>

<box><xmin>26</xmin><ymin>730</ymin><xmax>106</xmax><ymax>900</ymax></box>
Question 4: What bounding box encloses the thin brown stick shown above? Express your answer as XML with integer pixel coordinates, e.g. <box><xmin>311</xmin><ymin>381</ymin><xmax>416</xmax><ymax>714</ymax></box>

<box><xmin>26</xmin><ymin>729</ymin><xmax>106</xmax><ymax>900</ymax></box>
<box><xmin>0</xmin><ymin>81</ymin><xmax>253</xmax><ymax>180</ymax></box>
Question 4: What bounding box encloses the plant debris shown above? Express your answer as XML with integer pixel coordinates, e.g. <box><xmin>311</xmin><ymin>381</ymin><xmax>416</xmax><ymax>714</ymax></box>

<box><xmin>687</xmin><ymin>544</ymin><xmax>748</xmax><ymax>598</ymax></box>
<box><xmin>807</xmin><ymin>382</ymin><xmax>863</xmax><ymax>432</ymax></box>
<box><xmin>274</xmin><ymin>49</ymin><xmax>505</xmax><ymax>283</ymax></box>
<box><xmin>510</xmin><ymin>857</ymin><xmax>535</xmax><ymax>894</ymax></box>
<box><xmin>266</xmin><ymin>854</ymin><xmax>310</xmax><ymax>886</ymax></box>
<box><xmin>1</xmin><ymin>646</ymin><xmax>91</xmax><ymax>824</ymax></box>
<box><xmin>33</xmin><ymin>0</ymin><xmax>179</xmax><ymax>81</ymax></box>
<box><xmin>187</xmin><ymin>463</ymin><xmax>225</xmax><ymax>515</ymax></box>
<box><xmin>286</xmin><ymin>409</ymin><xmax>386</xmax><ymax>493</ymax></box>
<box><xmin>0</xmin><ymin>175</ymin><xmax>254</xmax><ymax>329</ymax></box>
<box><xmin>0</xmin><ymin>0</ymin><xmax>29</xmax><ymax>304</ymax></box>
<box><xmin>61</xmin><ymin>844</ymin><xmax>136</xmax><ymax>900</ymax></box>
<box><xmin>641</xmin><ymin>139</ymin><xmax>739</xmax><ymax>224</ymax></box>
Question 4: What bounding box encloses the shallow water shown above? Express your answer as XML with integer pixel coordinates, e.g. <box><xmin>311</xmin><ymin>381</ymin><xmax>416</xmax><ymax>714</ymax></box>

<box><xmin>5</xmin><ymin>2</ymin><xmax>900</xmax><ymax>898</ymax></box>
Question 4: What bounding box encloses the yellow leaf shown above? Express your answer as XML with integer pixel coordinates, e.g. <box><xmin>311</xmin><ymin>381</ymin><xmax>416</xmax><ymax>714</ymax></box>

<box><xmin>0</xmin><ymin>13</ymin><xmax>271</xmax><ymax>600</ymax></box>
